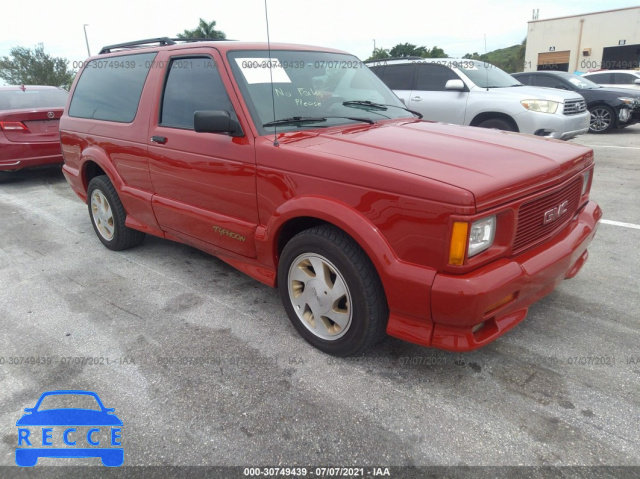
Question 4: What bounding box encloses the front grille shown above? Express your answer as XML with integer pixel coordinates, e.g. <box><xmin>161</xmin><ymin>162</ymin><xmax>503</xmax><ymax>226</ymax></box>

<box><xmin>563</xmin><ymin>98</ymin><xmax>587</xmax><ymax>115</ymax></box>
<box><xmin>513</xmin><ymin>178</ymin><xmax>583</xmax><ymax>254</ymax></box>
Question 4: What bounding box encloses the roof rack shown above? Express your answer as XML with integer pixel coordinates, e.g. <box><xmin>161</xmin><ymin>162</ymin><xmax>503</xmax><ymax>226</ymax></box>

<box><xmin>99</xmin><ymin>37</ymin><xmax>230</xmax><ymax>54</ymax></box>
<box><xmin>363</xmin><ymin>56</ymin><xmax>424</xmax><ymax>63</ymax></box>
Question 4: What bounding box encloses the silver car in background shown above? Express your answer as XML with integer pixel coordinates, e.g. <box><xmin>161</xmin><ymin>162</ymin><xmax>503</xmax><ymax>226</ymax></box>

<box><xmin>366</xmin><ymin>58</ymin><xmax>590</xmax><ymax>140</ymax></box>
<box><xmin>581</xmin><ymin>70</ymin><xmax>640</xmax><ymax>90</ymax></box>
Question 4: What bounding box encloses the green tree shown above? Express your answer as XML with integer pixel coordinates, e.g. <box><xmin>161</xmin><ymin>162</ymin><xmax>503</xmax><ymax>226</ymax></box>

<box><xmin>389</xmin><ymin>43</ymin><xmax>428</xmax><ymax>58</ymax></box>
<box><xmin>386</xmin><ymin>43</ymin><xmax>448</xmax><ymax>59</ymax></box>
<box><xmin>462</xmin><ymin>38</ymin><xmax>526</xmax><ymax>73</ymax></box>
<box><xmin>366</xmin><ymin>47</ymin><xmax>391</xmax><ymax>61</ymax></box>
<box><xmin>177</xmin><ymin>18</ymin><xmax>226</xmax><ymax>39</ymax></box>
<box><xmin>0</xmin><ymin>44</ymin><xmax>74</xmax><ymax>89</ymax></box>
<box><xmin>425</xmin><ymin>46</ymin><xmax>447</xmax><ymax>58</ymax></box>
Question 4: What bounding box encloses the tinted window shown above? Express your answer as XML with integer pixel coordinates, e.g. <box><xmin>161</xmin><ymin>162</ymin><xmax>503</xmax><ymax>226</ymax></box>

<box><xmin>585</xmin><ymin>73</ymin><xmax>610</xmax><ymax>84</ymax></box>
<box><xmin>415</xmin><ymin>64</ymin><xmax>460</xmax><ymax>91</ymax></box>
<box><xmin>613</xmin><ymin>73</ymin><xmax>638</xmax><ymax>84</ymax></box>
<box><xmin>380</xmin><ymin>64</ymin><xmax>415</xmax><ymax>90</ymax></box>
<box><xmin>534</xmin><ymin>75</ymin><xmax>568</xmax><ymax>89</ymax></box>
<box><xmin>514</xmin><ymin>74</ymin><xmax>533</xmax><ymax>85</ymax></box>
<box><xmin>161</xmin><ymin>57</ymin><xmax>235</xmax><ymax>129</ymax></box>
<box><xmin>0</xmin><ymin>88</ymin><xmax>68</xmax><ymax>110</ymax></box>
<box><xmin>68</xmin><ymin>52</ymin><xmax>156</xmax><ymax>122</ymax></box>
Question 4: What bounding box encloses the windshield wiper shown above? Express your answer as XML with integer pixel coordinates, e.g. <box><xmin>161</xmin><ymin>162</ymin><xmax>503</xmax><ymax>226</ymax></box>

<box><xmin>342</xmin><ymin>100</ymin><xmax>423</xmax><ymax>119</ymax></box>
<box><xmin>263</xmin><ymin>116</ymin><xmax>374</xmax><ymax>127</ymax></box>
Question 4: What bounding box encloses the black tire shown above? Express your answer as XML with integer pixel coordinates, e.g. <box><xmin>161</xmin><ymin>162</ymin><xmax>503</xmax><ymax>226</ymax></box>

<box><xmin>589</xmin><ymin>105</ymin><xmax>615</xmax><ymax>133</ymax></box>
<box><xmin>477</xmin><ymin>117</ymin><xmax>517</xmax><ymax>132</ymax></box>
<box><xmin>87</xmin><ymin>175</ymin><xmax>145</xmax><ymax>251</ymax></box>
<box><xmin>278</xmin><ymin>225</ymin><xmax>388</xmax><ymax>356</ymax></box>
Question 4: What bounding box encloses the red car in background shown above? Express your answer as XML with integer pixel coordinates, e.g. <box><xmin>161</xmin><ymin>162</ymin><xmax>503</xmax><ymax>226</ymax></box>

<box><xmin>0</xmin><ymin>85</ymin><xmax>68</xmax><ymax>171</ymax></box>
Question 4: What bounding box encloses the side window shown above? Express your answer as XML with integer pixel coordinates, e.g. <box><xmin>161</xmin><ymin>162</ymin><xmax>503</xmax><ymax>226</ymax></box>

<box><xmin>68</xmin><ymin>52</ymin><xmax>156</xmax><ymax>122</ymax></box>
<box><xmin>534</xmin><ymin>75</ymin><xmax>567</xmax><ymax>89</ymax></box>
<box><xmin>613</xmin><ymin>73</ymin><xmax>636</xmax><ymax>84</ymax></box>
<box><xmin>514</xmin><ymin>75</ymin><xmax>532</xmax><ymax>85</ymax></box>
<box><xmin>585</xmin><ymin>73</ymin><xmax>610</xmax><ymax>84</ymax></box>
<box><xmin>380</xmin><ymin>64</ymin><xmax>415</xmax><ymax>90</ymax></box>
<box><xmin>161</xmin><ymin>57</ymin><xmax>235</xmax><ymax>129</ymax></box>
<box><xmin>415</xmin><ymin>64</ymin><xmax>460</xmax><ymax>91</ymax></box>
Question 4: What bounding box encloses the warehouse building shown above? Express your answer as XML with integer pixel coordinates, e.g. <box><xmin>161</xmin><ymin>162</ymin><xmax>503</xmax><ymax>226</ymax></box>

<box><xmin>524</xmin><ymin>6</ymin><xmax>640</xmax><ymax>73</ymax></box>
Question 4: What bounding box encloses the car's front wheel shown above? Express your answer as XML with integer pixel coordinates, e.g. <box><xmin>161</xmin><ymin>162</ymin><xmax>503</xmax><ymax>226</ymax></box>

<box><xmin>87</xmin><ymin>175</ymin><xmax>145</xmax><ymax>251</ymax></box>
<box><xmin>477</xmin><ymin>117</ymin><xmax>517</xmax><ymax>132</ymax></box>
<box><xmin>278</xmin><ymin>225</ymin><xmax>388</xmax><ymax>356</ymax></box>
<box><xmin>589</xmin><ymin>105</ymin><xmax>615</xmax><ymax>133</ymax></box>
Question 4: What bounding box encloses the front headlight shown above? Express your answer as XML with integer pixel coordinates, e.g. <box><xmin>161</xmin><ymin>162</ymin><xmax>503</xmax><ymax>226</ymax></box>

<box><xmin>468</xmin><ymin>216</ymin><xmax>496</xmax><ymax>257</ymax></box>
<box><xmin>449</xmin><ymin>215</ymin><xmax>496</xmax><ymax>265</ymax></box>
<box><xmin>618</xmin><ymin>97</ymin><xmax>636</xmax><ymax>106</ymax></box>
<box><xmin>521</xmin><ymin>99</ymin><xmax>559</xmax><ymax>114</ymax></box>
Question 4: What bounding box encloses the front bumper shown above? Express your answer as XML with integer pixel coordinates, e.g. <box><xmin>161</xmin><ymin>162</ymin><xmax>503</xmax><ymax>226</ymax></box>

<box><xmin>429</xmin><ymin>200</ymin><xmax>601</xmax><ymax>351</ymax></box>
<box><xmin>516</xmin><ymin>109</ymin><xmax>590</xmax><ymax>140</ymax></box>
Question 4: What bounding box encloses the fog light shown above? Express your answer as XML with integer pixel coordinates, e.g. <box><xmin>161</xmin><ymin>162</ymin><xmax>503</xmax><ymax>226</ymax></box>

<box><xmin>619</xmin><ymin>108</ymin><xmax>630</xmax><ymax>122</ymax></box>
<box><xmin>472</xmin><ymin>322</ymin><xmax>485</xmax><ymax>333</ymax></box>
<box><xmin>485</xmin><ymin>293</ymin><xmax>516</xmax><ymax>314</ymax></box>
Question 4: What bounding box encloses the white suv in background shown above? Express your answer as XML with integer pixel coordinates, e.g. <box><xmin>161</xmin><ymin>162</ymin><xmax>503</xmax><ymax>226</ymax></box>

<box><xmin>366</xmin><ymin>58</ymin><xmax>590</xmax><ymax>140</ymax></box>
<box><xmin>582</xmin><ymin>70</ymin><xmax>640</xmax><ymax>90</ymax></box>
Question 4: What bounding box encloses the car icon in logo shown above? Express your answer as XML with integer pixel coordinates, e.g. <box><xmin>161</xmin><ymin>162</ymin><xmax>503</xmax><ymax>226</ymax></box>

<box><xmin>16</xmin><ymin>390</ymin><xmax>123</xmax><ymax>467</ymax></box>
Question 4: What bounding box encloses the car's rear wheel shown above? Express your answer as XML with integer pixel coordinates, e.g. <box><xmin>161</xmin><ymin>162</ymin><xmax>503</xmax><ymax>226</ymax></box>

<box><xmin>278</xmin><ymin>225</ymin><xmax>388</xmax><ymax>356</ymax></box>
<box><xmin>87</xmin><ymin>175</ymin><xmax>145</xmax><ymax>251</ymax></box>
<box><xmin>477</xmin><ymin>117</ymin><xmax>517</xmax><ymax>132</ymax></box>
<box><xmin>589</xmin><ymin>105</ymin><xmax>615</xmax><ymax>133</ymax></box>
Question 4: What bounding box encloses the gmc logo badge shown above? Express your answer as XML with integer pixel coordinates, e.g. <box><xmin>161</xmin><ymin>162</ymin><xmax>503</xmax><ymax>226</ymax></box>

<box><xmin>543</xmin><ymin>200</ymin><xmax>569</xmax><ymax>225</ymax></box>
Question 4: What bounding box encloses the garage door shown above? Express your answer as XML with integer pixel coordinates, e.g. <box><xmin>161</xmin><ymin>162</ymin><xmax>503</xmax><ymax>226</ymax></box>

<box><xmin>537</xmin><ymin>51</ymin><xmax>570</xmax><ymax>72</ymax></box>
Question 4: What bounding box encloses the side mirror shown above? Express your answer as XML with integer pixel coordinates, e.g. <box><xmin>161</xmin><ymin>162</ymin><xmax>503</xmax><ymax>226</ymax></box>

<box><xmin>194</xmin><ymin>110</ymin><xmax>243</xmax><ymax>137</ymax></box>
<box><xmin>445</xmin><ymin>79</ymin><xmax>465</xmax><ymax>91</ymax></box>
<box><xmin>634</xmin><ymin>79</ymin><xmax>640</xmax><ymax>85</ymax></box>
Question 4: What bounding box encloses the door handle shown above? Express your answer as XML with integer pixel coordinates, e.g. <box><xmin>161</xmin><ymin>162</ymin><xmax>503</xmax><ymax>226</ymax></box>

<box><xmin>151</xmin><ymin>136</ymin><xmax>167</xmax><ymax>144</ymax></box>
<box><xmin>410</xmin><ymin>96</ymin><xmax>422</xmax><ymax>102</ymax></box>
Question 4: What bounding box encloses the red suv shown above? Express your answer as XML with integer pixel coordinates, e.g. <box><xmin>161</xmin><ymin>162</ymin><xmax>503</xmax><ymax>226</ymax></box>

<box><xmin>60</xmin><ymin>38</ymin><xmax>602</xmax><ymax>356</ymax></box>
<box><xmin>0</xmin><ymin>85</ymin><xmax>68</xmax><ymax>171</ymax></box>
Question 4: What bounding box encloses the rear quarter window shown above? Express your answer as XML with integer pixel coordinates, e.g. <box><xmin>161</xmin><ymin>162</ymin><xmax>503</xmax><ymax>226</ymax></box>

<box><xmin>68</xmin><ymin>52</ymin><xmax>156</xmax><ymax>122</ymax></box>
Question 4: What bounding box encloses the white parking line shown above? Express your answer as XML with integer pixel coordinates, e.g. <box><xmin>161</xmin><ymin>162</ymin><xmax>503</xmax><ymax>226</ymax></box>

<box><xmin>601</xmin><ymin>219</ymin><xmax>640</xmax><ymax>230</ymax></box>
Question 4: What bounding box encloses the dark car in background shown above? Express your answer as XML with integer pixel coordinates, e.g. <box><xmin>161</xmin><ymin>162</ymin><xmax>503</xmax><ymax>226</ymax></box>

<box><xmin>511</xmin><ymin>71</ymin><xmax>640</xmax><ymax>133</ymax></box>
<box><xmin>0</xmin><ymin>85</ymin><xmax>68</xmax><ymax>171</ymax></box>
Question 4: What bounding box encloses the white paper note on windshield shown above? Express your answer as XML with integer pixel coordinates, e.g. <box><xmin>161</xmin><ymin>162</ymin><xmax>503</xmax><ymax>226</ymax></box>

<box><xmin>235</xmin><ymin>58</ymin><xmax>292</xmax><ymax>84</ymax></box>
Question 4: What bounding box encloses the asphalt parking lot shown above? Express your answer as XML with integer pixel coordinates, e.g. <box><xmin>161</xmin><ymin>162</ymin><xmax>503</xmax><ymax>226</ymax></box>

<box><xmin>0</xmin><ymin>125</ymin><xmax>639</xmax><ymax>477</ymax></box>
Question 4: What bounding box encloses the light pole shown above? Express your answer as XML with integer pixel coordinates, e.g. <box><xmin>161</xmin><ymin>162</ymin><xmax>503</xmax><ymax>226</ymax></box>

<box><xmin>83</xmin><ymin>24</ymin><xmax>91</xmax><ymax>57</ymax></box>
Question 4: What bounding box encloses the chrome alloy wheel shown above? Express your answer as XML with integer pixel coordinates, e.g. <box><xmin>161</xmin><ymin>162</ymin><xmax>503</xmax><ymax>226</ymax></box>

<box><xmin>287</xmin><ymin>253</ymin><xmax>353</xmax><ymax>340</ymax></box>
<box><xmin>90</xmin><ymin>189</ymin><xmax>115</xmax><ymax>241</ymax></box>
<box><xmin>590</xmin><ymin>108</ymin><xmax>612</xmax><ymax>132</ymax></box>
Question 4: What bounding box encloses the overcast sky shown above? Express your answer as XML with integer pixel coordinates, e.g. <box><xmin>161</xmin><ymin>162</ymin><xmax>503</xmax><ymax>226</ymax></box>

<box><xmin>1</xmin><ymin>0</ymin><xmax>639</xmax><ymax>66</ymax></box>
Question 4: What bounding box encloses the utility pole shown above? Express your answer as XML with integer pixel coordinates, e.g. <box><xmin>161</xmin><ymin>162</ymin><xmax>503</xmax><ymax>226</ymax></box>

<box><xmin>83</xmin><ymin>24</ymin><xmax>91</xmax><ymax>57</ymax></box>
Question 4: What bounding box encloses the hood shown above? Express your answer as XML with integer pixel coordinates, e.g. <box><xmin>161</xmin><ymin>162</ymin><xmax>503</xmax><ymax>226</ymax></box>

<box><xmin>471</xmin><ymin>84</ymin><xmax>585</xmax><ymax>103</ymax></box>
<box><xmin>283</xmin><ymin>119</ymin><xmax>592</xmax><ymax>210</ymax></box>
<box><xmin>593</xmin><ymin>86</ymin><xmax>640</xmax><ymax>98</ymax></box>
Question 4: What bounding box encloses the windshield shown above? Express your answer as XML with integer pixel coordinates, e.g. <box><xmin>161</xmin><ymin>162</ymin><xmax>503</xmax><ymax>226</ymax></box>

<box><xmin>457</xmin><ymin>61</ymin><xmax>522</xmax><ymax>88</ymax></box>
<box><xmin>0</xmin><ymin>88</ymin><xmax>68</xmax><ymax>110</ymax></box>
<box><xmin>228</xmin><ymin>50</ymin><xmax>410</xmax><ymax>134</ymax></box>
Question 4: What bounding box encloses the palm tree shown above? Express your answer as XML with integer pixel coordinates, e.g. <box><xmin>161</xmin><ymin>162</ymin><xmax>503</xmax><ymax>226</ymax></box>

<box><xmin>177</xmin><ymin>18</ymin><xmax>226</xmax><ymax>39</ymax></box>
